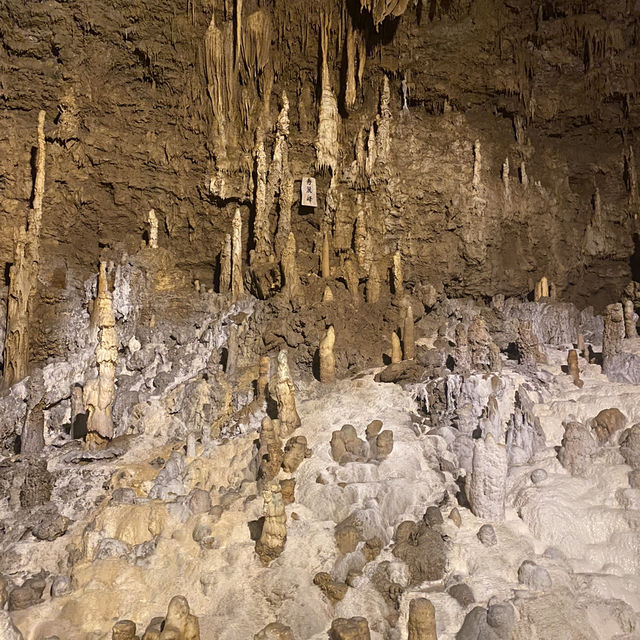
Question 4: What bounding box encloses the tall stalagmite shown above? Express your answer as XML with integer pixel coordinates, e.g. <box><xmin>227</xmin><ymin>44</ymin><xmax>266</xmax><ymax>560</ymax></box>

<box><xmin>3</xmin><ymin>111</ymin><xmax>46</xmax><ymax>387</ymax></box>
<box><xmin>273</xmin><ymin>350</ymin><xmax>301</xmax><ymax>436</ymax></box>
<box><xmin>84</xmin><ymin>262</ymin><xmax>118</xmax><ymax>444</ymax></box>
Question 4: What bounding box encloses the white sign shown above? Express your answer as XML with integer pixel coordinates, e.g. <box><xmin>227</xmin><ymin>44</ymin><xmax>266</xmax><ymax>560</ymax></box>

<box><xmin>301</xmin><ymin>176</ymin><xmax>317</xmax><ymax>207</ymax></box>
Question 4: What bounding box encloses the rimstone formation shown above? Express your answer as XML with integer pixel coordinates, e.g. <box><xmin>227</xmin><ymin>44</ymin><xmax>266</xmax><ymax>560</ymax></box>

<box><xmin>2</xmin><ymin>2</ymin><xmax>640</xmax><ymax>639</ymax></box>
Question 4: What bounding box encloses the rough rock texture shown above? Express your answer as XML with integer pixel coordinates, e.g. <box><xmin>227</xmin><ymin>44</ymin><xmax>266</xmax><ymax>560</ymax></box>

<box><xmin>558</xmin><ymin>421</ymin><xmax>598</xmax><ymax>477</ymax></box>
<box><xmin>408</xmin><ymin>598</ymin><xmax>437</xmax><ymax>640</ymax></box>
<box><xmin>329</xmin><ymin>617</ymin><xmax>371</xmax><ymax>640</ymax></box>
<box><xmin>392</xmin><ymin>520</ymin><xmax>446</xmax><ymax>585</ymax></box>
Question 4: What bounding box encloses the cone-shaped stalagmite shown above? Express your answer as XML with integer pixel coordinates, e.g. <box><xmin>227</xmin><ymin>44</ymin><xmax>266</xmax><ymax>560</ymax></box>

<box><xmin>273</xmin><ymin>350</ymin><xmax>300</xmax><ymax>436</ymax></box>
<box><xmin>84</xmin><ymin>262</ymin><xmax>118</xmax><ymax>444</ymax></box>
<box><xmin>393</xmin><ymin>250</ymin><xmax>403</xmax><ymax>296</ymax></box>
<box><xmin>4</xmin><ymin>111</ymin><xmax>46</xmax><ymax>387</ymax></box>
<box><xmin>319</xmin><ymin>326</ymin><xmax>335</xmax><ymax>383</ymax></box>
<box><xmin>408</xmin><ymin>598</ymin><xmax>437</xmax><ymax>640</ymax></box>
<box><xmin>255</xmin><ymin>482</ymin><xmax>287</xmax><ymax>566</ymax></box>
<box><xmin>603</xmin><ymin>303</ymin><xmax>624</xmax><ymax>374</ymax></box>
<box><xmin>567</xmin><ymin>349</ymin><xmax>583</xmax><ymax>388</ymax></box>
<box><xmin>231</xmin><ymin>209</ymin><xmax>243</xmax><ymax>301</ymax></box>
<box><xmin>391</xmin><ymin>332</ymin><xmax>402</xmax><ymax>364</ymax></box>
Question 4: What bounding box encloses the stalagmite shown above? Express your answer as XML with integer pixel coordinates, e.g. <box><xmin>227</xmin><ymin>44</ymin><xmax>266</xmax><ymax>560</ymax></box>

<box><xmin>148</xmin><ymin>209</ymin><xmax>158</xmax><ymax>249</ymax></box>
<box><xmin>84</xmin><ymin>262</ymin><xmax>117</xmax><ymax>444</ymax></box>
<box><xmin>70</xmin><ymin>384</ymin><xmax>84</xmax><ymax>439</ymax></box>
<box><xmin>258</xmin><ymin>416</ymin><xmax>283</xmax><ymax>483</ymax></box>
<box><xmin>321</xmin><ymin>227</ymin><xmax>331</xmax><ymax>278</ymax></box>
<box><xmin>517</xmin><ymin>321</ymin><xmax>546</xmax><ymax>366</ymax></box>
<box><xmin>273</xmin><ymin>350</ymin><xmax>301</xmax><ymax>436</ymax></box>
<box><xmin>315</xmin><ymin>15</ymin><xmax>339</xmax><ymax>174</ymax></box>
<box><xmin>256</xmin><ymin>356</ymin><xmax>270</xmax><ymax>402</ymax></box>
<box><xmin>602</xmin><ymin>303</ymin><xmax>624</xmax><ymax>374</ymax></box>
<box><xmin>403</xmin><ymin>305</ymin><xmax>415</xmax><ymax>360</ymax></box>
<box><xmin>472</xmin><ymin>140</ymin><xmax>481</xmax><ymax>190</ymax></box>
<box><xmin>3</xmin><ymin>110</ymin><xmax>46</xmax><ymax>388</ymax></box>
<box><xmin>534</xmin><ymin>276</ymin><xmax>549</xmax><ymax>301</ymax></box>
<box><xmin>393</xmin><ymin>250</ymin><xmax>403</xmax><ymax>296</ymax></box>
<box><xmin>408</xmin><ymin>598</ymin><xmax>437</xmax><ymax>640</ymax></box>
<box><xmin>391</xmin><ymin>332</ymin><xmax>402</xmax><ymax>364</ymax></box>
<box><xmin>367</xmin><ymin>262</ymin><xmax>381</xmax><ymax>303</ymax></box>
<box><xmin>281</xmin><ymin>232</ymin><xmax>301</xmax><ymax>301</ymax></box>
<box><xmin>159</xmin><ymin>595</ymin><xmax>200</xmax><ymax>640</ymax></box>
<box><xmin>231</xmin><ymin>209</ymin><xmax>243</xmax><ymax>302</ymax></box>
<box><xmin>502</xmin><ymin>157</ymin><xmax>510</xmax><ymax>200</ymax></box>
<box><xmin>468</xmin><ymin>433</ymin><xmax>507</xmax><ymax>522</ymax></box>
<box><xmin>624</xmin><ymin>299</ymin><xmax>638</xmax><ymax>338</ymax></box>
<box><xmin>255</xmin><ymin>482</ymin><xmax>287</xmax><ymax>566</ymax></box>
<box><xmin>567</xmin><ymin>350</ymin><xmax>583</xmax><ymax>388</ymax></box>
<box><xmin>323</xmin><ymin>285</ymin><xmax>334</xmax><ymax>303</ymax></box>
<box><xmin>220</xmin><ymin>234</ymin><xmax>232</xmax><ymax>294</ymax></box>
<box><xmin>319</xmin><ymin>325</ymin><xmax>335</xmax><ymax>383</ymax></box>
<box><xmin>344</xmin><ymin>258</ymin><xmax>361</xmax><ymax>304</ymax></box>
<box><xmin>520</xmin><ymin>161</ymin><xmax>528</xmax><ymax>188</ymax></box>
<box><xmin>252</xmin><ymin>140</ymin><xmax>270</xmax><ymax>262</ymax></box>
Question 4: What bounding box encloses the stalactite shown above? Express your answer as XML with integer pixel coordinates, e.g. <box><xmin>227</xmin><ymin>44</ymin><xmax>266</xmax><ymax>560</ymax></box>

<box><xmin>252</xmin><ymin>138</ymin><xmax>270</xmax><ymax>263</ymax></box>
<box><xmin>267</xmin><ymin>93</ymin><xmax>292</xmax><ymax>261</ymax></box>
<box><xmin>354</xmin><ymin>210</ymin><xmax>371</xmax><ymax>273</ymax></box>
<box><xmin>625</xmin><ymin>146</ymin><xmax>638</xmax><ymax>212</ymax></box>
<box><xmin>472</xmin><ymin>140</ymin><xmax>481</xmax><ymax>190</ymax></box>
<box><xmin>235</xmin><ymin>0</ymin><xmax>242</xmax><ymax>69</ymax></box>
<box><xmin>3</xmin><ymin>110</ymin><xmax>46</xmax><ymax>388</ymax></box>
<box><xmin>345</xmin><ymin>23</ymin><xmax>357</xmax><ymax>110</ymax></box>
<box><xmin>502</xmin><ymin>157</ymin><xmax>510</xmax><ymax>201</ymax></box>
<box><xmin>315</xmin><ymin>14</ymin><xmax>340</xmax><ymax>175</ymax></box>
<box><xmin>231</xmin><ymin>209</ymin><xmax>244</xmax><ymax>302</ymax></box>
<box><xmin>365</xmin><ymin>124</ymin><xmax>377</xmax><ymax>182</ymax></box>
<box><xmin>377</xmin><ymin>76</ymin><xmax>391</xmax><ymax>165</ymax></box>
<box><xmin>205</xmin><ymin>13</ymin><xmax>235</xmax><ymax>148</ymax></box>
<box><xmin>360</xmin><ymin>0</ymin><xmax>410</xmax><ymax>28</ymax></box>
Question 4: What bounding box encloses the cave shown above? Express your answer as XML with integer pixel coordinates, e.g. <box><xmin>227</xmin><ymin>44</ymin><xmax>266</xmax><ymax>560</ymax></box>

<box><xmin>1</xmin><ymin>0</ymin><xmax>640</xmax><ymax>638</ymax></box>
